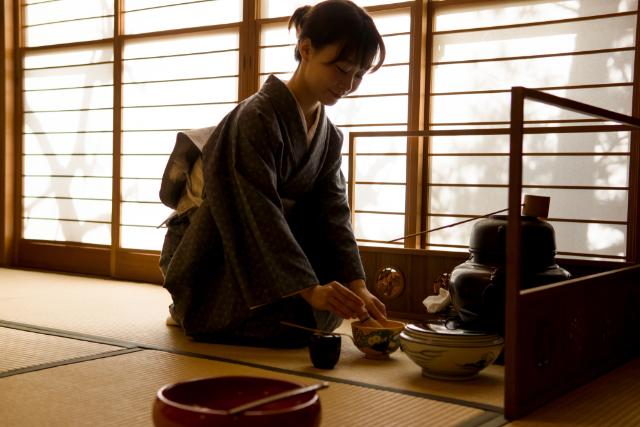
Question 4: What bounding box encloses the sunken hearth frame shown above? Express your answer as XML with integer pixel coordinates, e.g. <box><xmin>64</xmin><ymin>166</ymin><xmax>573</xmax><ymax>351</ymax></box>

<box><xmin>347</xmin><ymin>87</ymin><xmax>640</xmax><ymax>420</ymax></box>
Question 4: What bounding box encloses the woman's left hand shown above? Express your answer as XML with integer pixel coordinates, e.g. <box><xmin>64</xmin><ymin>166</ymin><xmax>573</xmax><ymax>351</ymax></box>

<box><xmin>348</xmin><ymin>279</ymin><xmax>387</xmax><ymax>322</ymax></box>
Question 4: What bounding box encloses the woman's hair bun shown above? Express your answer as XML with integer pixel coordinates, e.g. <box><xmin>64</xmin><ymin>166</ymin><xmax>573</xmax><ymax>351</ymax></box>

<box><xmin>288</xmin><ymin>5</ymin><xmax>312</xmax><ymax>36</ymax></box>
<box><xmin>287</xmin><ymin>0</ymin><xmax>385</xmax><ymax>71</ymax></box>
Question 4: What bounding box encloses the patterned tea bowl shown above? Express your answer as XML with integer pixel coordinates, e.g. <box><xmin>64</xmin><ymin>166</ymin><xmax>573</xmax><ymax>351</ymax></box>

<box><xmin>400</xmin><ymin>324</ymin><xmax>504</xmax><ymax>380</ymax></box>
<box><xmin>351</xmin><ymin>319</ymin><xmax>405</xmax><ymax>359</ymax></box>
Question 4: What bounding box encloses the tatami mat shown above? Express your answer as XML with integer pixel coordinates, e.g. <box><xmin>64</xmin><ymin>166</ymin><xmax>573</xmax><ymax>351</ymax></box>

<box><xmin>507</xmin><ymin>357</ymin><xmax>640</xmax><ymax>426</ymax></box>
<box><xmin>0</xmin><ymin>268</ymin><xmax>505</xmax><ymax>410</ymax></box>
<box><xmin>0</xmin><ymin>349</ymin><xmax>491</xmax><ymax>427</ymax></box>
<box><xmin>0</xmin><ymin>327</ymin><xmax>125</xmax><ymax>376</ymax></box>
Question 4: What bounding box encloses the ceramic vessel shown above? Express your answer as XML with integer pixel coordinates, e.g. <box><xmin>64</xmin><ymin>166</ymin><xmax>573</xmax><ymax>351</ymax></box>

<box><xmin>308</xmin><ymin>334</ymin><xmax>341</xmax><ymax>369</ymax></box>
<box><xmin>400</xmin><ymin>322</ymin><xmax>504</xmax><ymax>380</ymax></box>
<box><xmin>153</xmin><ymin>376</ymin><xmax>321</xmax><ymax>427</ymax></box>
<box><xmin>351</xmin><ymin>319</ymin><xmax>405</xmax><ymax>359</ymax></box>
<box><xmin>448</xmin><ymin>215</ymin><xmax>571</xmax><ymax>333</ymax></box>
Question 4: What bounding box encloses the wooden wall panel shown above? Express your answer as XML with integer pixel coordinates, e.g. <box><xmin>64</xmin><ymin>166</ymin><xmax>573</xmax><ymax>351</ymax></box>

<box><xmin>360</xmin><ymin>247</ymin><xmax>620</xmax><ymax>320</ymax></box>
<box><xmin>359</xmin><ymin>247</ymin><xmax>467</xmax><ymax>319</ymax></box>
<box><xmin>113</xmin><ymin>250</ymin><xmax>163</xmax><ymax>285</ymax></box>
<box><xmin>506</xmin><ymin>264</ymin><xmax>640</xmax><ymax>419</ymax></box>
<box><xmin>17</xmin><ymin>241</ymin><xmax>110</xmax><ymax>277</ymax></box>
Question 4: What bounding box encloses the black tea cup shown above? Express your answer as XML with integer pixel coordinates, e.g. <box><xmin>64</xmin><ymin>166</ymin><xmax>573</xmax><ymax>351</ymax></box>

<box><xmin>308</xmin><ymin>333</ymin><xmax>341</xmax><ymax>369</ymax></box>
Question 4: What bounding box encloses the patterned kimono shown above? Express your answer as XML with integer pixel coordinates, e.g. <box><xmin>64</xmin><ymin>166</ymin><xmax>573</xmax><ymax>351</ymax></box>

<box><xmin>162</xmin><ymin>75</ymin><xmax>365</xmax><ymax>347</ymax></box>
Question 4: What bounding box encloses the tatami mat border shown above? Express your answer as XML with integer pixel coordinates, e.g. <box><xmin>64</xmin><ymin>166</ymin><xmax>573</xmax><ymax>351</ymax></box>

<box><xmin>0</xmin><ymin>348</ymin><xmax>142</xmax><ymax>378</ymax></box>
<box><xmin>0</xmin><ymin>319</ymin><xmax>505</xmax><ymax>423</ymax></box>
<box><xmin>0</xmin><ymin>320</ymin><xmax>139</xmax><ymax>349</ymax></box>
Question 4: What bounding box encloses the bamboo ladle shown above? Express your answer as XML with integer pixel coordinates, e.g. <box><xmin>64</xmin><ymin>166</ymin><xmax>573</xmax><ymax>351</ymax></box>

<box><xmin>280</xmin><ymin>321</ymin><xmax>357</xmax><ymax>345</ymax></box>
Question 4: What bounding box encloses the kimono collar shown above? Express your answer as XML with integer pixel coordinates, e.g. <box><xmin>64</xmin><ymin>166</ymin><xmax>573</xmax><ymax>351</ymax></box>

<box><xmin>261</xmin><ymin>75</ymin><xmax>328</xmax><ymax>157</ymax></box>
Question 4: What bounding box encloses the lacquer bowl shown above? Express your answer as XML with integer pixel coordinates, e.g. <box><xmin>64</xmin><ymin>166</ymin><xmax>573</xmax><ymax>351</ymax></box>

<box><xmin>152</xmin><ymin>376</ymin><xmax>321</xmax><ymax>427</ymax></box>
<box><xmin>351</xmin><ymin>319</ymin><xmax>405</xmax><ymax>359</ymax></box>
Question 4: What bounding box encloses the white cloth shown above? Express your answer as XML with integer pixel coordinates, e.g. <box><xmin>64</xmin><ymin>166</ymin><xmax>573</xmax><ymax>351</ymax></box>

<box><xmin>423</xmin><ymin>288</ymin><xmax>451</xmax><ymax>313</ymax></box>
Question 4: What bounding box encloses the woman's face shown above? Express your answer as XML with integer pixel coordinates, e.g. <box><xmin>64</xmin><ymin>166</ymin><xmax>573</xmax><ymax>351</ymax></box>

<box><xmin>300</xmin><ymin>40</ymin><xmax>368</xmax><ymax>106</ymax></box>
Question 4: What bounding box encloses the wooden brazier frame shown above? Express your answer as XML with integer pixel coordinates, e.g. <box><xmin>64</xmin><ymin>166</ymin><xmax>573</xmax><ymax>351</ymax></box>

<box><xmin>348</xmin><ymin>88</ymin><xmax>640</xmax><ymax>420</ymax></box>
<box><xmin>504</xmin><ymin>88</ymin><xmax>640</xmax><ymax>419</ymax></box>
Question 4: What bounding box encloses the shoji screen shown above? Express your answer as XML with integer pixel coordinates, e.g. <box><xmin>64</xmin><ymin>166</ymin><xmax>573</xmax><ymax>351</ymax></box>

<box><xmin>428</xmin><ymin>0</ymin><xmax>637</xmax><ymax>260</ymax></box>
<box><xmin>19</xmin><ymin>0</ymin><xmax>243</xmax><ymax>278</ymax></box>
<box><xmin>22</xmin><ymin>1</ymin><xmax>114</xmax><ymax>244</ymax></box>
<box><xmin>119</xmin><ymin>1</ymin><xmax>242</xmax><ymax>251</ymax></box>
<box><xmin>120</xmin><ymin>31</ymin><xmax>240</xmax><ymax>250</ymax></box>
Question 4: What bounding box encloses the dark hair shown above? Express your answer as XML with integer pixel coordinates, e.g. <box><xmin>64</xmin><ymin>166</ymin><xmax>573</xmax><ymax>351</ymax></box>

<box><xmin>288</xmin><ymin>0</ymin><xmax>386</xmax><ymax>73</ymax></box>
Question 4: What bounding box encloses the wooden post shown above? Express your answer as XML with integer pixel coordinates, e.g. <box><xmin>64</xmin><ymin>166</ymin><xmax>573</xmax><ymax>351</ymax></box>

<box><xmin>505</xmin><ymin>86</ymin><xmax>525</xmax><ymax>420</ymax></box>
<box><xmin>0</xmin><ymin>0</ymin><xmax>16</xmax><ymax>266</ymax></box>
<box><xmin>111</xmin><ymin>0</ymin><xmax>123</xmax><ymax>277</ymax></box>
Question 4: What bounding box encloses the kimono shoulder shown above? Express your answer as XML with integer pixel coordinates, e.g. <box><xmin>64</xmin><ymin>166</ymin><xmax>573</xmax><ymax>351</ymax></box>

<box><xmin>198</xmin><ymin>75</ymin><xmax>321</xmax><ymax>309</ymax></box>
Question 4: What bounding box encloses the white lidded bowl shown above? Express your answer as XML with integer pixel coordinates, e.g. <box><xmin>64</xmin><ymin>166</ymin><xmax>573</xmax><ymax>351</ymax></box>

<box><xmin>400</xmin><ymin>328</ymin><xmax>504</xmax><ymax>380</ymax></box>
<box><xmin>403</xmin><ymin>323</ymin><xmax>502</xmax><ymax>348</ymax></box>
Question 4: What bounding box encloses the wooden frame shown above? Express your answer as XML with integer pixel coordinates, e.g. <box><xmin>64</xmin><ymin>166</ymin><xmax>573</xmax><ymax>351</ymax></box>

<box><xmin>349</xmin><ymin>87</ymin><xmax>640</xmax><ymax>420</ymax></box>
<box><xmin>8</xmin><ymin>0</ymin><xmax>253</xmax><ymax>281</ymax></box>
<box><xmin>505</xmin><ymin>87</ymin><xmax>640</xmax><ymax>419</ymax></box>
<box><xmin>7</xmin><ymin>0</ymin><xmax>419</xmax><ymax>283</ymax></box>
<box><xmin>9</xmin><ymin>1</ymin><xmax>638</xmax><ymax>283</ymax></box>
<box><xmin>0</xmin><ymin>0</ymin><xmax>15</xmax><ymax>266</ymax></box>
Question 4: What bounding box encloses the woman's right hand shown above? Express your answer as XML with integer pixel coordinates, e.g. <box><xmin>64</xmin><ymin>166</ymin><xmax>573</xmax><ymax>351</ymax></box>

<box><xmin>299</xmin><ymin>281</ymin><xmax>368</xmax><ymax>320</ymax></box>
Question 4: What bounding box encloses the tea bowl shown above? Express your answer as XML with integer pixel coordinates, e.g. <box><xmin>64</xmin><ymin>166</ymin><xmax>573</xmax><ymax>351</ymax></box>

<box><xmin>400</xmin><ymin>329</ymin><xmax>504</xmax><ymax>380</ymax></box>
<box><xmin>152</xmin><ymin>376</ymin><xmax>321</xmax><ymax>427</ymax></box>
<box><xmin>351</xmin><ymin>319</ymin><xmax>405</xmax><ymax>359</ymax></box>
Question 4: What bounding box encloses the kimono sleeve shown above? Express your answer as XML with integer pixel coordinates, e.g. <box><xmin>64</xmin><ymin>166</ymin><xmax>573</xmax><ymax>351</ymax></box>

<box><xmin>309</xmin><ymin>129</ymin><xmax>366</xmax><ymax>283</ymax></box>
<box><xmin>203</xmin><ymin>106</ymin><xmax>319</xmax><ymax>308</ymax></box>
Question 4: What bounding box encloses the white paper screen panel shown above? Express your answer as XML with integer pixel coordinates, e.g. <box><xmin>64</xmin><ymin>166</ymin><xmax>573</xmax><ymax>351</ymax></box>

<box><xmin>123</xmin><ymin>0</ymin><xmax>242</xmax><ymax>34</ymax></box>
<box><xmin>23</xmin><ymin>133</ymin><xmax>113</xmax><ymax>155</ymax></box>
<box><xmin>353</xmin><ymin>212</ymin><xmax>405</xmax><ymax>244</ymax></box>
<box><xmin>434</xmin><ymin>0</ymin><xmax>639</xmax><ymax>31</ymax></box>
<box><xmin>429</xmin><ymin>154</ymin><xmax>628</xmax><ymax>187</ymax></box>
<box><xmin>25</xmin><ymin>86</ymin><xmax>113</xmax><ymax>111</ymax></box>
<box><xmin>431</xmin><ymin>87</ymin><xmax>633</xmax><ymax>124</ymax></box>
<box><xmin>23</xmin><ymin>154</ymin><xmax>113</xmax><ymax>177</ymax></box>
<box><xmin>339</xmin><ymin>126</ymin><xmax>408</xmax><ymax>181</ymax></box>
<box><xmin>22</xmin><ymin>219</ymin><xmax>111</xmax><ymax>244</ymax></box>
<box><xmin>24</xmin><ymin>63</ymin><xmax>113</xmax><ymax>91</ymax></box>
<box><xmin>120</xmin><ymin>30</ymin><xmax>239</xmax><ymax>250</ymax></box>
<box><xmin>428</xmin><ymin>187</ymin><xmax>627</xmax><ymax>223</ymax></box>
<box><xmin>121</xmin><ymin>131</ymin><xmax>177</xmax><ymax>154</ymax></box>
<box><xmin>22</xmin><ymin>45</ymin><xmax>114</xmax><ymax>245</ymax></box>
<box><xmin>23</xmin><ymin>197</ymin><xmax>111</xmax><ymax>223</ymax></box>
<box><xmin>23</xmin><ymin>177</ymin><xmax>112</xmax><ymax>200</ymax></box>
<box><xmin>121</xmin><ymin>179</ymin><xmax>162</xmax><ymax>203</ymax></box>
<box><xmin>23</xmin><ymin>0</ymin><xmax>114</xmax><ymax>47</ymax></box>
<box><xmin>260</xmin><ymin>0</ymin><xmax>409</xmax><ymax>19</ymax></box>
<box><xmin>427</xmin><ymin>129</ymin><xmax>630</xmax><ymax>255</ymax></box>
<box><xmin>355</xmin><ymin>184</ymin><xmax>406</xmax><ymax>214</ymax></box>
<box><xmin>429</xmin><ymin>132</ymin><xmax>631</xmax><ymax>154</ymax></box>
<box><xmin>434</xmin><ymin>15</ymin><xmax>636</xmax><ymax>62</ymax></box>
<box><xmin>552</xmin><ymin>222</ymin><xmax>627</xmax><ymax>258</ymax></box>
<box><xmin>433</xmin><ymin>51</ymin><xmax>634</xmax><ymax>93</ymax></box>
<box><xmin>355</xmin><ymin>155</ymin><xmax>407</xmax><ymax>183</ymax></box>
<box><xmin>429</xmin><ymin>0</ymin><xmax>636</xmax><ymax>258</ymax></box>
